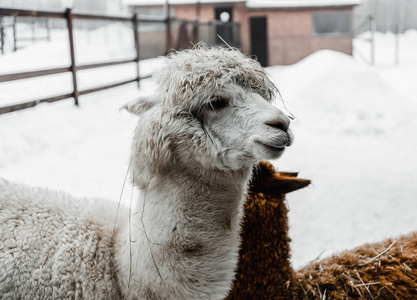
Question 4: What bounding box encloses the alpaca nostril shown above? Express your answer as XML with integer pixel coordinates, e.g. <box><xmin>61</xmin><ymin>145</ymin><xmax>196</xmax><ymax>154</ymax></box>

<box><xmin>266</xmin><ymin>118</ymin><xmax>290</xmax><ymax>132</ymax></box>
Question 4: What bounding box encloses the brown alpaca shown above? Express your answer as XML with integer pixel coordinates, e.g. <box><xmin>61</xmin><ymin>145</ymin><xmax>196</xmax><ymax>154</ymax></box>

<box><xmin>226</xmin><ymin>161</ymin><xmax>310</xmax><ymax>299</ymax></box>
<box><xmin>228</xmin><ymin>161</ymin><xmax>417</xmax><ymax>300</ymax></box>
<box><xmin>296</xmin><ymin>233</ymin><xmax>417</xmax><ymax>299</ymax></box>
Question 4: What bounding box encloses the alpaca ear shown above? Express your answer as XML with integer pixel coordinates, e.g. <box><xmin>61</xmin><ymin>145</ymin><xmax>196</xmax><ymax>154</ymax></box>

<box><xmin>250</xmin><ymin>175</ymin><xmax>311</xmax><ymax>195</ymax></box>
<box><xmin>250</xmin><ymin>161</ymin><xmax>311</xmax><ymax>195</ymax></box>
<box><xmin>121</xmin><ymin>96</ymin><xmax>159</xmax><ymax>116</ymax></box>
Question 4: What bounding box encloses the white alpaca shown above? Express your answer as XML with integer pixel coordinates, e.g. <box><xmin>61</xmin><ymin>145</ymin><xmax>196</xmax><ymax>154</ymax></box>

<box><xmin>0</xmin><ymin>45</ymin><xmax>292</xmax><ymax>299</ymax></box>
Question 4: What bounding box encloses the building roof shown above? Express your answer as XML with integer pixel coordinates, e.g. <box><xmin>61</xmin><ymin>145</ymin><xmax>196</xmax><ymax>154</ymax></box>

<box><xmin>124</xmin><ymin>0</ymin><xmax>361</xmax><ymax>7</ymax></box>
<box><xmin>124</xmin><ymin>0</ymin><xmax>244</xmax><ymax>6</ymax></box>
<box><xmin>246</xmin><ymin>0</ymin><xmax>361</xmax><ymax>8</ymax></box>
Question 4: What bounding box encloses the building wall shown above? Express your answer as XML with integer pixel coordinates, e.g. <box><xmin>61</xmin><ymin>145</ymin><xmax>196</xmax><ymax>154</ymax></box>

<box><xmin>237</xmin><ymin>7</ymin><xmax>354</xmax><ymax>65</ymax></box>
<box><xmin>134</xmin><ymin>4</ymin><xmax>355</xmax><ymax>66</ymax></box>
<box><xmin>175</xmin><ymin>4</ymin><xmax>215</xmax><ymax>22</ymax></box>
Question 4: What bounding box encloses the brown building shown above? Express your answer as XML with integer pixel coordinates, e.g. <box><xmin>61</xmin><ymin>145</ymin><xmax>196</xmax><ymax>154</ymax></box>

<box><xmin>126</xmin><ymin>0</ymin><xmax>361</xmax><ymax>66</ymax></box>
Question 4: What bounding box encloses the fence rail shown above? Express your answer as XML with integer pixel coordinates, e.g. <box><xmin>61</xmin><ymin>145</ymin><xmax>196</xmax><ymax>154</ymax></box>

<box><xmin>0</xmin><ymin>8</ymin><xmax>166</xmax><ymax>22</ymax></box>
<box><xmin>0</xmin><ymin>7</ymin><xmax>171</xmax><ymax>115</ymax></box>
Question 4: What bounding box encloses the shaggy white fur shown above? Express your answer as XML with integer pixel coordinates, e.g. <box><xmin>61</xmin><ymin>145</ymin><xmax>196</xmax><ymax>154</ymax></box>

<box><xmin>0</xmin><ymin>45</ymin><xmax>292</xmax><ymax>299</ymax></box>
<box><xmin>0</xmin><ymin>178</ymin><xmax>122</xmax><ymax>299</ymax></box>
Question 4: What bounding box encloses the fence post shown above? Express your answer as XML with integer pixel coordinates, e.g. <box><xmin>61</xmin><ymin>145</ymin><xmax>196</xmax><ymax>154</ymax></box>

<box><xmin>195</xmin><ymin>1</ymin><xmax>200</xmax><ymax>42</ymax></box>
<box><xmin>66</xmin><ymin>8</ymin><xmax>79</xmax><ymax>106</ymax></box>
<box><xmin>0</xmin><ymin>17</ymin><xmax>4</xmax><ymax>55</ymax></box>
<box><xmin>369</xmin><ymin>15</ymin><xmax>375</xmax><ymax>65</ymax></box>
<box><xmin>133</xmin><ymin>13</ymin><xmax>140</xmax><ymax>87</ymax></box>
<box><xmin>46</xmin><ymin>18</ymin><xmax>51</xmax><ymax>42</ymax></box>
<box><xmin>165</xmin><ymin>3</ymin><xmax>172</xmax><ymax>54</ymax></box>
<box><xmin>31</xmin><ymin>18</ymin><xmax>36</xmax><ymax>43</ymax></box>
<box><xmin>13</xmin><ymin>17</ymin><xmax>17</xmax><ymax>51</ymax></box>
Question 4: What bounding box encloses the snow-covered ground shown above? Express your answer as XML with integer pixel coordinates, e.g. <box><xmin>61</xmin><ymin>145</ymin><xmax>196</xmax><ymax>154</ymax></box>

<box><xmin>0</xmin><ymin>28</ymin><xmax>416</xmax><ymax>269</ymax></box>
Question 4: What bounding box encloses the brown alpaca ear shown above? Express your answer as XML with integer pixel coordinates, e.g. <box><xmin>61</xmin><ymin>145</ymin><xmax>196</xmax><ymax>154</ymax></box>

<box><xmin>250</xmin><ymin>161</ymin><xmax>311</xmax><ymax>195</ymax></box>
<box><xmin>250</xmin><ymin>175</ymin><xmax>311</xmax><ymax>195</ymax></box>
<box><xmin>277</xmin><ymin>171</ymin><xmax>299</xmax><ymax>178</ymax></box>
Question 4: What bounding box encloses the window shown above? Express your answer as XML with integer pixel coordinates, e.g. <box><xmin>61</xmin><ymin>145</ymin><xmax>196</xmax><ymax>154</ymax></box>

<box><xmin>214</xmin><ymin>7</ymin><xmax>234</xmax><ymax>45</ymax></box>
<box><xmin>312</xmin><ymin>12</ymin><xmax>351</xmax><ymax>37</ymax></box>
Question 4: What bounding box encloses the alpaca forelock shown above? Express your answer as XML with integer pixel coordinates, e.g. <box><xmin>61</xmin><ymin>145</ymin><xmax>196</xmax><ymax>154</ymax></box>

<box><xmin>155</xmin><ymin>45</ymin><xmax>278</xmax><ymax>110</ymax></box>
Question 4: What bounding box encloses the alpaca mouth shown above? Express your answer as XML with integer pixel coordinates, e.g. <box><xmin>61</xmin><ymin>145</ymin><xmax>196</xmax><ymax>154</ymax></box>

<box><xmin>263</xmin><ymin>143</ymin><xmax>285</xmax><ymax>152</ymax></box>
<box><xmin>256</xmin><ymin>141</ymin><xmax>286</xmax><ymax>153</ymax></box>
<box><xmin>256</xmin><ymin>131</ymin><xmax>292</xmax><ymax>153</ymax></box>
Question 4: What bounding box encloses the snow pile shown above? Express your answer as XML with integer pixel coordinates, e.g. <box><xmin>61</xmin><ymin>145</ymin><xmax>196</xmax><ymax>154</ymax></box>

<box><xmin>271</xmin><ymin>50</ymin><xmax>414</xmax><ymax>136</ymax></box>
<box><xmin>0</xmin><ymin>87</ymin><xmax>139</xmax><ymax>201</ymax></box>
<box><xmin>354</xmin><ymin>29</ymin><xmax>417</xmax><ymax>101</ymax></box>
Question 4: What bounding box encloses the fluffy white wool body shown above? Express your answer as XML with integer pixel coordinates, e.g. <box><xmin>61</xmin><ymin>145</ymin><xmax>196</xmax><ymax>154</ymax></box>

<box><xmin>0</xmin><ymin>46</ymin><xmax>291</xmax><ymax>299</ymax></box>
<box><xmin>0</xmin><ymin>178</ymin><xmax>122</xmax><ymax>299</ymax></box>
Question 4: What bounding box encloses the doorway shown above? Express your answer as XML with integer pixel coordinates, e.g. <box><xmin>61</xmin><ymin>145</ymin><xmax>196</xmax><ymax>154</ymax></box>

<box><xmin>250</xmin><ymin>17</ymin><xmax>268</xmax><ymax>67</ymax></box>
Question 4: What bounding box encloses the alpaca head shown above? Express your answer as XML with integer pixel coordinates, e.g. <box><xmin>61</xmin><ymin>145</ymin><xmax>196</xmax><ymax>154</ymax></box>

<box><xmin>124</xmin><ymin>45</ymin><xmax>292</xmax><ymax>187</ymax></box>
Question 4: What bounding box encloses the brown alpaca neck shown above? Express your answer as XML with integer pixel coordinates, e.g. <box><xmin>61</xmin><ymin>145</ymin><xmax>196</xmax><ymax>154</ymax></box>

<box><xmin>226</xmin><ymin>161</ymin><xmax>310</xmax><ymax>299</ymax></box>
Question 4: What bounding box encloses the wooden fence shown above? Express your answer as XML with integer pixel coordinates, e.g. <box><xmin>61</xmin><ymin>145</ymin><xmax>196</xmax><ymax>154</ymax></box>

<box><xmin>0</xmin><ymin>16</ymin><xmax>51</xmax><ymax>53</ymax></box>
<box><xmin>0</xmin><ymin>8</ymin><xmax>173</xmax><ymax>115</ymax></box>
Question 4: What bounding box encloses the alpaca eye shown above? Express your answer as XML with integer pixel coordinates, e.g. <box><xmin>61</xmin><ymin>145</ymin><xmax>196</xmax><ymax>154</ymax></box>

<box><xmin>207</xmin><ymin>96</ymin><xmax>229</xmax><ymax>111</ymax></box>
